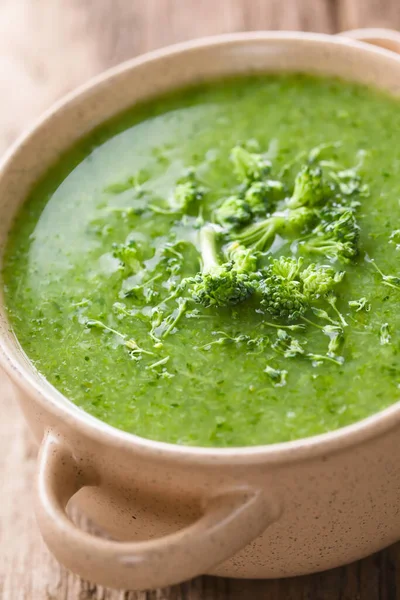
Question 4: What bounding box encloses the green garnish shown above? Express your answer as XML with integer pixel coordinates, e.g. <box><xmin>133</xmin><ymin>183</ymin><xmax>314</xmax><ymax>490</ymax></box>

<box><xmin>369</xmin><ymin>259</ymin><xmax>400</xmax><ymax>291</ymax></box>
<box><xmin>348</xmin><ymin>297</ymin><xmax>370</xmax><ymax>312</ymax></box>
<box><xmin>380</xmin><ymin>323</ymin><xmax>391</xmax><ymax>345</ymax></box>
<box><xmin>85</xmin><ymin>319</ymin><xmax>155</xmax><ymax>360</ymax></box>
<box><xmin>85</xmin><ymin>140</ymin><xmax>398</xmax><ymax>384</ymax></box>
<box><xmin>264</xmin><ymin>364</ymin><xmax>288</xmax><ymax>387</ymax></box>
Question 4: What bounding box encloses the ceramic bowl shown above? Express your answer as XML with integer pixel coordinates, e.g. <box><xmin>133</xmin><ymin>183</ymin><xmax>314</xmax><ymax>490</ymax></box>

<box><xmin>2</xmin><ymin>29</ymin><xmax>400</xmax><ymax>591</ymax></box>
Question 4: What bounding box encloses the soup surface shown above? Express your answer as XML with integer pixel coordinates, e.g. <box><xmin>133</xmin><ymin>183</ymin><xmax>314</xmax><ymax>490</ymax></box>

<box><xmin>4</xmin><ymin>74</ymin><xmax>400</xmax><ymax>447</ymax></box>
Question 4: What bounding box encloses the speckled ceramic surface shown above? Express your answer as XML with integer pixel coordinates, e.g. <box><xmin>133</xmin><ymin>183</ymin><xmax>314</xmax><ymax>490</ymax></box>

<box><xmin>1</xmin><ymin>30</ymin><xmax>400</xmax><ymax>591</ymax></box>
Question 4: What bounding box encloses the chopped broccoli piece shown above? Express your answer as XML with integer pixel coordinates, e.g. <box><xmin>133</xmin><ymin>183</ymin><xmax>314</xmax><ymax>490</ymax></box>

<box><xmin>146</xmin><ymin>356</ymin><xmax>170</xmax><ymax>370</ymax></box>
<box><xmin>348</xmin><ymin>297</ymin><xmax>370</xmax><ymax>312</ymax></box>
<box><xmin>328</xmin><ymin>168</ymin><xmax>369</xmax><ymax>198</ymax></box>
<box><xmin>299</xmin><ymin>209</ymin><xmax>360</xmax><ymax>263</ymax></box>
<box><xmin>369</xmin><ymin>259</ymin><xmax>400</xmax><ymax>291</ymax></box>
<box><xmin>85</xmin><ymin>319</ymin><xmax>155</xmax><ymax>359</ymax></box>
<box><xmin>307</xmin><ymin>352</ymin><xmax>344</xmax><ymax>366</ymax></box>
<box><xmin>259</xmin><ymin>276</ymin><xmax>306</xmax><ymax>321</ymax></box>
<box><xmin>380</xmin><ymin>323</ymin><xmax>391</xmax><ymax>345</ymax></box>
<box><xmin>214</xmin><ymin>181</ymin><xmax>284</xmax><ymax>230</ymax></box>
<box><xmin>326</xmin><ymin>293</ymin><xmax>348</xmax><ymax>328</ymax></box>
<box><xmin>236</xmin><ymin>207</ymin><xmax>315</xmax><ymax>251</ymax></box>
<box><xmin>198</xmin><ymin>331</ymin><xmax>249</xmax><ymax>350</ymax></box>
<box><xmin>264</xmin><ymin>364</ymin><xmax>288</xmax><ymax>387</ymax></box>
<box><xmin>150</xmin><ymin>169</ymin><xmax>205</xmax><ymax>214</ymax></box>
<box><xmin>326</xmin><ymin>329</ymin><xmax>344</xmax><ymax>360</ymax></box>
<box><xmin>272</xmin><ymin>329</ymin><xmax>305</xmax><ymax>358</ymax></box>
<box><xmin>259</xmin><ymin>258</ymin><xmax>308</xmax><ymax>321</ymax></box>
<box><xmin>259</xmin><ymin>257</ymin><xmax>344</xmax><ymax>323</ymax></box>
<box><xmin>300</xmin><ymin>264</ymin><xmax>344</xmax><ymax>298</ymax></box>
<box><xmin>283</xmin><ymin>206</ymin><xmax>316</xmax><ymax>232</ymax></box>
<box><xmin>224</xmin><ymin>241</ymin><xmax>259</xmax><ymax>274</ymax></box>
<box><xmin>268</xmin><ymin>256</ymin><xmax>304</xmax><ymax>280</ymax></box>
<box><xmin>236</xmin><ymin>216</ymin><xmax>278</xmax><ymax>251</ymax></box>
<box><xmin>231</xmin><ymin>146</ymin><xmax>272</xmax><ymax>183</ymax></box>
<box><xmin>188</xmin><ymin>225</ymin><xmax>255</xmax><ymax>308</ymax></box>
<box><xmin>214</xmin><ymin>195</ymin><xmax>252</xmax><ymax>229</ymax></box>
<box><xmin>198</xmin><ymin>330</ymin><xmax>269</xmax><ymax>353</ymax></box>
<box><xmin>389</xmin><ymin>229</ymin><xmax>400</xmax><ymax>249</ymax></box>
<box><xmin>169</xmin><ymin>169</ymin><xmax>205</xmax><ymax>212</ymax></box>
<box><xmin>286</xmin><ymin>165</ymin><xmax>324</xmax><ymax>209</ymax></box>
<box><xmin>156</xmin><ymin>297</ymin><xmax>189</xmax><ymax>339</ymax></box>
<box><xmin>244</xmin><ymin>180</ymin><xmax>284</xmax><ymax>215</ymax></box>
<box><xmin>112</xmin><ymin>240</ymin><xmax>142</xmax><ymax>273</ymax></box>
<box><xmin>310</xmin><ymin>307</ymin><xmax>339</xmax><ymax>325</ymax></box>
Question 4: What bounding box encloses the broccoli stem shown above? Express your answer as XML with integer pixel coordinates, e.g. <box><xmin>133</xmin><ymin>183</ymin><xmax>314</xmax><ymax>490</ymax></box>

<box><xmin>307</xmin><ymin>353</ymin><xmax>344</xmax><ymax>366</ymax></box>
<box><xmin>162</xmin><ymin>299</ymin><xmax>188</xmax><ymax>338</ymax></box>
<box><xmin>236</xmin><ymin>216</ymin><xmax>284</xmax><ymax>251</ymax></box>
<box><xmin>86</xmin><ymin>319</ymin><xmax>126</xmax><ymax>339</ymax></box>
<box><xmin>263</xmin><ymin>321</ymin><xmax>305</xmax><ymax>331</ymax></box>
<box><xmin>237</xmin><ymin>207</ymin><xmax>314</xmax><ymax>252</ymax></box>
<box><xmin>146</xmin><ymin>356</ymin><xmax>170</xmax><ymax>370</ymax></box>
<box><xmin>189</xmin><ymin>224</ymin><xmax>255</xmax><ymax>308</ymax></box>
<box><xmin>199</xmin><ymin>224</ymin><xmax>221</xmax><ymax>272</ymax></box>
<box><xmin>370</xmin><ymin>259</ymin><xmax>400</xmax><ymax>291</ymax></box>
<box><xmin>300</xmin><ymin>316</ymin><xmax>325</xmax><ymax>330</ymax></box>
<box><xmin>326</xmin><ymin>295</ymin><xmax>348</xmax><ymax>328</ymax></box>
<box><xmin>86</xmin><ymin>319</ymin><xmax>155</xmax><ymax>356</ymax></box>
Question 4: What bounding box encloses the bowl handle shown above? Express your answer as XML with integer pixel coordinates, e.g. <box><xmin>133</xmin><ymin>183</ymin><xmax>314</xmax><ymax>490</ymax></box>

<box><xmin>339</xmin><ymin>28</ymin><xmax>400</xmax><ymax>54</ymax></box>
<box><xmin>36</xmin><ymin>432</ymin><xmax>277</xmax><ymax>590</ymax></box>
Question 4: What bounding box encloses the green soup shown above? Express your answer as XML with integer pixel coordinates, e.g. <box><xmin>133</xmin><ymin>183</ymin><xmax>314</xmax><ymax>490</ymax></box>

<box><xmin>4</xmin><ymin>74</ymin><xmax>400</xmax><ymax>447</ymax></box>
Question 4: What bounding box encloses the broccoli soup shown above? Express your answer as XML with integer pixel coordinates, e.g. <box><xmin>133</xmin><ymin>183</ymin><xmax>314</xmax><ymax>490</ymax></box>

<box><xmin>4</xmin><ymin>74</ymin><xmax>400</xmax><ymax>447</ymax></box>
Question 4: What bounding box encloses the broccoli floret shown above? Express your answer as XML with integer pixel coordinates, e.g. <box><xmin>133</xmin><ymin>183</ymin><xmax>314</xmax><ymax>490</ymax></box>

<box><xmin>214</xmin><ymin>195</ymin><xmax>252</xmax><ymax>229</ymax></box>
<box><xmin>286</xmin><ymin>165</ymin><xmax>325</xmax><ymax>209</ymax></box>
<box><xmin>300</xmin><ymin>209</ymin><xmax>360</xmax><ymax>263</ymax></box>
<box><xmin>258</xmin><ymin>257</ymin><xmax>344</xmax><ymax>322</ymax></box>
<box><xmin>260</xmin><ymin>275</ymin><xmax>307</xmax><ymax>321</ymax></box>
<box><xmin>236</xmin><ymin>207</ymin><xmax>315</xmax><ymax>251</ymax></box>
<box><xmin>169</xmin><ymin>169</ymin><xmax>205</xmax><ymax>212</ymax></box>
<box><xmin>231</xmin><ymin>146</ymin><xmax>271</xmax><ymax>183</ymax></box>
<box><xmin>244</xmin><ymin>180</ymin><xmax>284</xmax><ymax>215</ymax></box>
<box><xmin>112</xmin><ymin>240</ymin><xmax>142</xmax><ymax>273</ymax></box>
<box><xmin>326</xmin><ymin>209</ymin><xmax>359</xmax><ymax>246</ymax></box>
<box><xmin>215</xmin><ymin>181</ymin><xmax>285</xmax><ymax>231</ymax></box>
<box><xmin>268</xmin><ymin>256</ymin><xmax>304</xmax><ymax>280</ymax></box>
<box><xmin>300</xmin><ymin>264</ymin><xmax>344</xmax><ymax>298</ymax></box>
<box><xmin>188</xmin><ymin>225</ymin><xmax>255</xmax><ymax>308</ymax></box>
<box><xmin>283</xmin><ymin>207</ymin><xmax>316</xmax><ymax>233</ymax></box>
<box><xmin>151</xmin><ymin>169</ymin><xmax>205</xmax><ymax>214</ymax></box>
<box><xmin>329</xmin><ymin>168</ymin><xmax>369</xmax><ymax>198</ymax></box>
<box><xmin>225</xmin><ymin>241</ymin><xmax>259</xmax><ymax>274</ymax></box>
<box><xmin>259</xmin><ymin>257</ymin><xmax>308</xmax><ymax>321</ymax></box>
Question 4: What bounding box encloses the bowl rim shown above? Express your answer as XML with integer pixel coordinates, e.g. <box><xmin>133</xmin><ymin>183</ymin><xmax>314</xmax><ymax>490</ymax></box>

<box><xmin>2</xmin><ymin>29</ymin><xmax>400</xmax><ymax>466</ymax></box>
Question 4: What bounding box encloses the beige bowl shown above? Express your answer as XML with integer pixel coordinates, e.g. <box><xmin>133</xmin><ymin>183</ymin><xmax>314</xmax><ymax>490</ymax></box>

<box><xmin>2</xmin><ymin>29</ymin><xmax>400</xmax><ymax>591</ymax></box>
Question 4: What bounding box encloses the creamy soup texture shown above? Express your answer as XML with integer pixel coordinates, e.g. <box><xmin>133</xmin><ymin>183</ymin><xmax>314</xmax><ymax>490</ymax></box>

<box><xmin>4</xmin><ymin>74</ymin><xmax>400</xmax><ymax>447</ymax></box>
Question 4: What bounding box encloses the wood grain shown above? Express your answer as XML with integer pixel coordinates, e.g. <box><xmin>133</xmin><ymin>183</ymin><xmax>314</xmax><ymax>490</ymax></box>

<box><xmin>1</xmin><ymin>1</ymin><xmax>400</xmax><ymax>598</ymax></box>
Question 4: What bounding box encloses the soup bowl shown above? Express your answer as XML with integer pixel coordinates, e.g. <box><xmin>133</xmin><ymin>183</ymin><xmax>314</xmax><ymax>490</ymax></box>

<box><xmin>2</xmin><ymin>29</ymin><xmax>400</xmax><ymax>591</ymax></box>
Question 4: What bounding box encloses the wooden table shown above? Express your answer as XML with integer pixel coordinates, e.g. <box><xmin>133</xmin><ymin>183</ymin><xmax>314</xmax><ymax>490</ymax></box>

<box><xmin>2</xmin><ymin>1</ymin><xmax>400</xmax><ymax>598</ymax></box>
